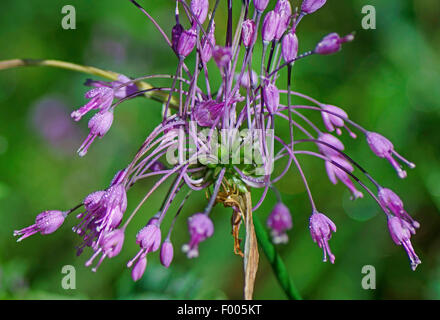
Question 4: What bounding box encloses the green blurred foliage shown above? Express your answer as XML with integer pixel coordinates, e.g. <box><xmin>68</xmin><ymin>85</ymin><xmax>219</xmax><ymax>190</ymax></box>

<box><xmin>0</xmin><ymin>0</ymin><xmax>439</xmax><ymax>300</ymax></box>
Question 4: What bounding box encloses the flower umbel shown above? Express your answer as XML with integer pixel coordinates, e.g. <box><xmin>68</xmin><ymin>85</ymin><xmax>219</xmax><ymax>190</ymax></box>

<box><xmin>12</xmin><ymin>0</ymin><xmax>422</xmax><ymax>298</ymax></box>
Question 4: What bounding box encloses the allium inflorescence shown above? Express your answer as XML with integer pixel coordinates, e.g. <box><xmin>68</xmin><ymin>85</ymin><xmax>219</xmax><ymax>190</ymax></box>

<box><xmin>14</xmin><ymin>0</ymin><xmax>421</xmax><ymax>291</ymax></box>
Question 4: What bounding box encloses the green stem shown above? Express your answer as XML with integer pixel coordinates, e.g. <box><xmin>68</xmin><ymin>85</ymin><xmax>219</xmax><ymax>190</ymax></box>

<box><xmin>253</xmin><ymin>215</ymin><xmax>302</xmax><ymax>300</ymax></box>
<box><xmin>0</xmin><ymin>58</ymin><xmax>178</xmax><ymax>107</ymax></box>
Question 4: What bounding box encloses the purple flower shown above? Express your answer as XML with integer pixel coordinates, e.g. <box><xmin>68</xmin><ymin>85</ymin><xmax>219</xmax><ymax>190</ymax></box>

<box><xmin>194</xmin><ymin>100</ymin><xmax>225</xmax><ymax>127</ymax></box>
<box><xmin>126</xmin><ymin>219</ymin><xmax>161</xmax><ymax>270</ymax></box>
<box><xmin>317</xmin><ymin>133</ymin><xmax>345</xmax><ymax>158</ymax></box>
<box><xmin>191</xmin><ymin>0</ymin><xmax>209</xmax><ymax>24</ymax></box>
<box><xmin>281</xmin><ymin>31</ymin><xmax>298</xmax><ymax>63</ymax></box>
<box><xmin>262</xmin><ymin>11</ymin><xmax>281</xmax><ymax>44</ymax></box>
<box><xmin>85</xmin><ymin>229</ymin><xmax>125</xmax><ymax>271</ymax></box>
<box><xmin>14</xmin><ymin>210</ymin><xmax>67</xmax><ymax>241</ymax></box>
<box><xmin>301</xmin><ymin>0</ymin><xmax>327</xmax><ymax>14</ymax></box>
<box><xmin>200</xmin><ymin>23</ymin><xmax>215</xmax><ymax>63</ymax></box>
<box><xmin>101</xmin><ymin>229</ymin><xmax>125</xmax><ymax>258</ymax></box>
<box><xmin>136</xmin><ymin>223</ymin><xmax>162</xmax><ymax>252</ymax></box>
<box><xmin>275</xmin><ymin>0</ymin><xmax>292</xmax><ymax>14</ymax></box>
<box><xmin>309</xmin><ymin>212</ymin><xmax>337</xmax><ymax>264</ymax></box>
<box><xmin>315</xmin><ymin>33</ymin><xmax>354</xmax><ymax>55</ymax></box>
<box><xmin>242</xmin><ymin>20</ymin><xmax>256</xmax><ymax>48</ymax></box>
<box><xmin>182</xmin><ymin>213</ymin><xmax>214</xmax><ymax>258</ymax></box>
<box><xmin>97</xmin><ymin>184</ymin><xmax>127</xmax><ymax>233</ymax></box>
<box><xmin>213</xmin><ymin>46</ymin><xmax>233</xmax><ymax>68</ymax></box>
<box><xmin>321</xmin><ymin>104</ymin><xmax>356</xmax><ymax>137</ymax></box>
<box><xmin>263</xmin><ymin>83</ymin><xmax>280</xmax><ymax>114</ymax></box>
<box><xmin>83</xmin><ymin>190</ymin><xmax>106</xmax><ymax>213</ymax></box>
<box><xmin>274</xmin><ymin>0</ymin><xmax>292</xmax><ymax>40</ymax></box>
<box><xmin>387</xmin><ymin>216</ymin><xmax>421</xmax><ymax>271</ymax></box>
<box><xmin>325</xmin><ymin>156</ymin><xmax>363</xmax><ymax>200</ymax></box>
<box><xmin>171</xmin><ymin>22</ymin><xmax>184</xmax><ymax>54</ymax></box>
<box><xmin>253</xmin><ymin>0</ymin><xmax>270</xmax><ymax>13</ymax></box>
<box><xmin>366</xmin><ymin>132</ymin><xmax>414</xmax><ymax>178</ymax></box>
<box><xmin>378</xmin><ymin>188</ymin><xmax>420</xmax><ymax>228</ymax></box>
<box><xmin>131</xmin><ymin>255</ymin><xmax>147</xmax><ymax>281</ymax></box>
<box><xmin>160</xmin><ymin>239</ymin><xmax>174</xmax><ymax>268</ymax></box>
<box><xmin>267</xmin><ymin>203</ymin><xmax>292</xmax><ymax>244</ymax></box>
<box><xmin>74</xmin><ymin>180</ymin><xmax>127</xmax><ymax>261</ymax></box>
<box><xmin>77</xmin><ymin>111</ymin><xmax>114</xmax><ymax>157</ymax></box>
<box><xmin>236</xmin><ymin>70</ymin><xmax>258</xmax><ymax>89</ymax></box>
<box><xmin>85</xmin><ymin>74</ymin><xmax>138</xmax><ymax>100</ymax></box>
<box><xmin>71</xmin><ymin>87</ymin><xmax>114</xmax><ymax>121</ymax></box>
<box><xmin>177</xmin><ymin>27</ymin><xmax>197</xmax><ymax>58</ymax></box>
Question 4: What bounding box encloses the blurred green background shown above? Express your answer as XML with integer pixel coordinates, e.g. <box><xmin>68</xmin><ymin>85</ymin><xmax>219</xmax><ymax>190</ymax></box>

<box><xmin>1</xmin><ymin>0</ymin><xmax>439</xmax><ymax>300</ymax></box>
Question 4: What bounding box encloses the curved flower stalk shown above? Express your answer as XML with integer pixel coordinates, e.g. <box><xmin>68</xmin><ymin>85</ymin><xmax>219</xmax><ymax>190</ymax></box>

<box><xmin>6</xmin><ymin>0</ymin><xmax>421</xmax><ymax>299</ymax></box>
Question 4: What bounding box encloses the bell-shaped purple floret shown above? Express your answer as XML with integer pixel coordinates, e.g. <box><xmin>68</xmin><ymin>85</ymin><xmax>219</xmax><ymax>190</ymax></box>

<box><xmin>267</xmin><ymin>202</ymin><xmax>293</xmax><ymax>244</ymax></box>
<box><xmin>14</xmin><ymin>210</ymin><xmax>67</xmax><ymax>242</ymax></box>
<box><xmin>387</xmin><ymin>216</ymin><xmax>421</xmax><ymax>271</ymax></box>
<box><xmin>309</xmin><ymin>212</ymin><xmax>337</xmax><ymax>264</ymax></box>
<box><xmin>71</xmin><ymin>87</ymin><xmax>114</xmax><ymax>121</ymax></box>
<box><xmin>182</xmin><ymin>213</ymin><xmax>214</xmax><ymax>258</ymax></box>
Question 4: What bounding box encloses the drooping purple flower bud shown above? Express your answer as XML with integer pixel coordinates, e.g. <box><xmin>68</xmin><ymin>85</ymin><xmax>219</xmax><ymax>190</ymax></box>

<box><xmin>301</xmin><ymin>0</ymin><xmax>327</xmax><ymax>14</ymax></box>
<box><xmin>171</xmin><ymin>23</ymin><xmax>184</xmax><ymax>54</ymax></box>
<box><xmin>95</xmin><ymin>183</ymin><xmax>127</xmax><ymax>236</ymax></box>
<box><xmin>200</xmin><ymin>23</ymin><xmax>215</xmax><ymax>63</ymax></box>
<box><xmin>83</xmin><ymin>190</ymin><xmax>105</xmax><ymax>213</ymax></box>
<box><xmin>71</xmin><ymin>87</ymin><xmax>114</xmax><ymax>121</ymax></box>
<box><xmin>177</xmin><ymin>27</ymin><xmax>197</xmax><ymax>58</ymax></box>
<box><xmin>263</xmin><ymin>83</ymin><xmax>280</xmax><ymax>114</ymax></box>
<box><xmin>274</xmin><ymin>1</ymin><xmax>291</xmax><ymax>40</ymax></box>
<box><xmin>378</xmin><ymin>188</ymin><xmax>420</xmax><ymax>229</ymax></box>
<box><xmin>101</xmin><ymin>229</ymin><xmax>125</xmax><ymax>258</ymax></box>
<box><xmin>317</xmin><ymin>133</ymin><xmax>345</xmax><ymax>158</ymax></box>
<box><xmin>160</xmin><ymin>239</ymin><xmax>174</xmax><ymax>268</ymax></box>
<box><xmin>262</xmin><ymin>11</ymin><xmax>281</xmax><ymax>44</ymax></box>
<box><xmin>242</xmin><ymin>20</ymin><xmax>256</xmax><ymax>48</ymax></box>
<box><xmin>309</xmin><ymin>211</ymin><xmax>337</xmax><ymax>264</ymax></box>
<box><xmin>131</xmin><ymin>255</ymin><xmax>147</xmax><ymax>281</ymax></box>
<box><xmin>136</xmin><ymin>224</ymin><xmax>161</xmax><ymax>253</ymax></box>
<box><xmin>14</xmin><ymin>210</ymin><xmax>67</xmax><ymax>241</ymax></box>
<box><xmin>253</xmin><ymin>0</ymin><xmax>270</xmax><ymax>13</ymax></box>
<box><xmin>193</xmin><ymin>100</ymin><xmax>225</xmax><ymax>127</ymax></box>
<box><xmin>182</xmin><ymin>213</ymin><xmax>214</xmax><ymax>258</ymax></box>
<box><xmin>213</xmin><ymin>46</ymin><xmax>233</xmax><ymax>68</ymax></box>
<box><xmin>325</xmin><ymin>156</ymin><xmax>363</xmax><ymax>200</ymax></box>
<box><xmin>315</xmin><ymin>32</ymin><xmax>354</xmax><ymax>55</ymax></box>
<box><xmin>191</xmin><ymin>0</ymin><xmax>209</xmax><ymax>25</ymax></box>
<box><xmin>321</xmin><ymin>104</ymin><xmax>356</xmax><ymax>137</ymax></box>
<box><xmin>366</xmin><ymin>132</ymin><xmax>415</xmax><ymax>179</ymax></box>
<box><xmin>275</xmin><ymin>0</ymin><xmax>292</xmax><ymax>14</ymax></box>
<box><xmin>267</xmin><ymin>202</ymin><xmax>292</xmax><ymax>244</ymax></box>
<box><xmin>77</xmin><ymin>110</ymin><xmax>114</xmax><ymax>157</ymax></box>
<box><xmin>84</xmin><ymin>229</ymin><xmax>125</xmax><ymax>271</ymax></box>
<box><xmin>235</xmin><ymin>70</ymin><xmax>259</xmax><ymax>89</ymax></box>
<box><xmin>281</xmin><ymin>31</ymin><xmax>298</xmax><ymax>63</ymax></box>
<box><xmin>387</xmin><ymin>216</ymin><xmax>421</xmax><ymax>271</ymax></box>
